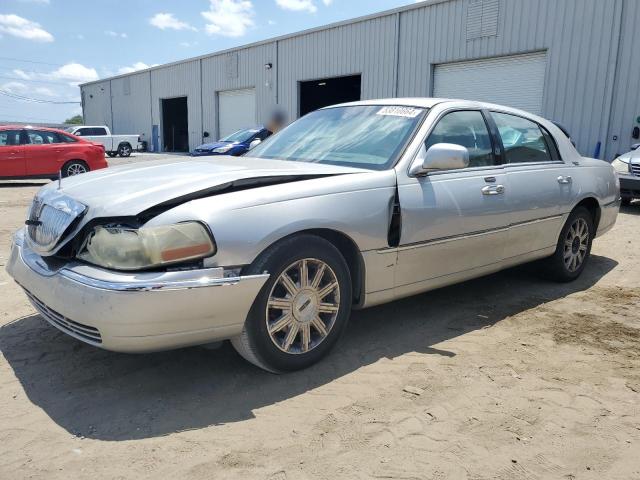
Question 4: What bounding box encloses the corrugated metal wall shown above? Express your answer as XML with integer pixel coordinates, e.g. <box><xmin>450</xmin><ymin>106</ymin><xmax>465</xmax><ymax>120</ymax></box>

<box><xmin>81</xmin><ymin>81</ymin><xmax>112</xmax><ymax>129</ymax></box>
<box><xmin>110</xmin><ymin>72</ymin><xmax>151</xmax><ymax>146</ymax></box>
<box><xmin>201</xmin><ymin>42</ymin><xmax>277</xmax><ymax>140</ymax></box>
<box><xmin>150</xmin><ymin>60</ymin><xmax>202</xmax><ymax>151</ymax></box>
<box><xmin>397</xmin><ymin>0</ymin><xmax>623</xmax><ymax>157</ymax></box>
<box><xmin>606</xmin><ymin>0</ymin><xmax>640</xmax><ymax>158</ymax></box>
<box><xmin>277</xmin><ymin>14</ymin><xmax>398</xmax><ymax>121</ymax></box>
<box><xmin>82</xmin><ymin>0</ymin><xmax>640</xmax><ymax>159</ymax></box>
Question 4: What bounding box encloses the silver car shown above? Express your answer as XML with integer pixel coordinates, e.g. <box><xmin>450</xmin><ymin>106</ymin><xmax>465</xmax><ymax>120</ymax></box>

<box><xmin>7</xmin><ymin>99</ymin><xmax>620</xmax><ymax>372</ymax></box>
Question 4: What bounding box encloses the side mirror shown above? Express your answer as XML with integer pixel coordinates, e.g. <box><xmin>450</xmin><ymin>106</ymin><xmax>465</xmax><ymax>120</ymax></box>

<box><xmin>248</xmin><ymin>138</ymin><xmax>262</xmax><ymax>150</ymax></box>
<box><xmin>631</xmin><ymin>143</ymin><xmax>640</xmax><ymax>151</ymax></box>
<box><xmin>409</xmin><ymin>143</ymin><xmax>470</xmax><ymax>176</ymax></box>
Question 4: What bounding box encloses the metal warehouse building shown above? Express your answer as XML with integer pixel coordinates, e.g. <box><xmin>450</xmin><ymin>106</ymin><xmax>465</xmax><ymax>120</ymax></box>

<box><xmin>80</xmin><ymin>0</ymin><xmax>640</xmax><ymax>160</ymax></box>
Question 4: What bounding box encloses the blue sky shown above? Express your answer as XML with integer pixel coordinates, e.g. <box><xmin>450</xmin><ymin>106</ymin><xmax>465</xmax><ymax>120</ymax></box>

<box><xmin>0</xmin><ymin>0</ymin><xmax>416</xmax><ymax>124</ymax></box>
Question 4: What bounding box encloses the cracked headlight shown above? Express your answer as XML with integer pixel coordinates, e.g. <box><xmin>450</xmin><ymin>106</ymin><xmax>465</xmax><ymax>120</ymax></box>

<box><xmin>77</xmin><ymin>222</ymin><xmax>216</xmax><ymax>270</ymax></box>
<box><xmin>611</xmin><ymin>157</ymin><xmax>630</xmax><ymax>174</ymax></box>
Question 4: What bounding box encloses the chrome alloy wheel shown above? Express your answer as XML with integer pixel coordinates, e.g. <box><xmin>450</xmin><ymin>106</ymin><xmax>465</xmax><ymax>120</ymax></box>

<box><xmin>563</xmin><ymin>217</ymin><xmax>589</xmax><ymax>272</ymax></box>
<box><xmin>266</xmin><ymin>258</ymin><xmax>340</xmax><ymax>354</ymax></box>
<box><xmin>67</xmin><ymin>163</ymin><xmax>87</xmax><ymax>176</ymax></box>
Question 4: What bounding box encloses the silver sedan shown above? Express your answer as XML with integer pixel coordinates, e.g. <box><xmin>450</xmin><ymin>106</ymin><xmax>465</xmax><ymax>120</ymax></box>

<box><xmin>7</xmin><ymin>98</ymin><xmax>620</xmax><ymax>372</ymax></box>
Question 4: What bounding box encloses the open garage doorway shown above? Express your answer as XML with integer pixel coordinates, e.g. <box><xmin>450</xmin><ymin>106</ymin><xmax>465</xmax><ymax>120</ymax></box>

<box><xmin>299</xmin><ymin>74</ymin><xmax>361</xmax><ymax>117</ymax></box>
<box><xmin>161</xmin><ymin>96</ymin><xmax>189</xmax><ymax>152</ymax></box>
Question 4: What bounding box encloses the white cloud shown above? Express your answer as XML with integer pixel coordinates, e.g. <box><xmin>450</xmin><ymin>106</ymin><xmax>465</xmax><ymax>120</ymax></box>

<box><xmin>179</xmin><ymin>41</ymin><xmax>198</xmax><ymax>47</ymax></box>
<box><xmin>1</xmin><ymin>81</ymin><xmax>29</xmax><ymax>94</ymax></box>
<box><xmin>105</xmin><ymin>30</ymin><xmax>128</xmax><ymax>38</ymax></box>
<box><xmin>0</xmin><ymin>14</ymin><xmax>54</xmax><ymax>42</ymax></box>
<box><xmin>48</xmin><ymin>63</ymin><xmax>99</xmax><ymax>85</ymax></box>
<box><xmin>34</xmin><ymin>86</ymin><xmax>57</xmax><ymax>97</ymax></box>
<box><xmin>267</xmin><ymin>19</ymin><xmax>276</xmax><ymax>25</ymax></box>
<box><xmin>322</xmin><ymin>0</ymin><xmax>332</xmax><ymax>4</ymax></box>
<box><xmin>201</xmin><ymin>0</ymin><xmax>254</xmax><ymax>37</ymax></box>
<box><xmin>149</xmin><ymin>13</ymin><xmax>196</xmax><ymax>31</ymax></box>
<box><xmin>275</xmin><ymin>0</ymin><xmax>317</xmax><ymax>13</ymax></box>
<box><xmin>117</xmin><ymin>62</ymin><xmax>159</xmax><ymax>74</ymax></box>
<box><xmin>12</xmin><ymin>69</ymin><xmax>34</xmax><ymax>80</ymax></box>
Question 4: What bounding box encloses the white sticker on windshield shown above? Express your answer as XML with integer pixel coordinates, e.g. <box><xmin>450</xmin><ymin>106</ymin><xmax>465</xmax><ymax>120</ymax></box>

<box><xmin>376</xmin><ymin>106</ymin><xmax>422</xmax><ymax>118</ymax></box>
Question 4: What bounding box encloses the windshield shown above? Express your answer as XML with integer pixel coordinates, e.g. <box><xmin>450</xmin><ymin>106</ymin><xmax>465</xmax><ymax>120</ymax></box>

<box><xmin>64</xmin><ymin>127</ymin><xmax>76</xmax><ymax>133</ymax></box>
<box><xmin>249</xmin><ymin>105</ymin><xmax>426</xmax><ymax>170</ymax></box>
<box><xmin>221</xmin><ymin>128</ymin><xmax>259</xmax><ymax>143</ymax></box>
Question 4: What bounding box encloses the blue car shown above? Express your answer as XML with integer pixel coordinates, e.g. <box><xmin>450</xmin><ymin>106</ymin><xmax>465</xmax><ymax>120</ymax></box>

<box><xmin>191</xmin><ymin>127</ymin><xmax>272</xmax><ymax>157</ymax></box>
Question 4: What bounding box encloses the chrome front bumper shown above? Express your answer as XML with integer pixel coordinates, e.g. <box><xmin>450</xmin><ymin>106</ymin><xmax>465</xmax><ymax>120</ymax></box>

<box><xmin>6</xmin><ymin>229</ymin><xmax>269</xmax><ymax>353</ymax></box>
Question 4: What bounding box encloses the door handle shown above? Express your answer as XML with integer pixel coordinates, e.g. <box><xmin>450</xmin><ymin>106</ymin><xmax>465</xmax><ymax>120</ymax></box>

<box><xmin>481</xmin><ymin>185</ymin><xmax>505</xmax><ymax>195</ymax></box>
<box><xmin>557</xmin><ymin>175</ymin><xmax>572</xmax><ymax>184</ymax></box>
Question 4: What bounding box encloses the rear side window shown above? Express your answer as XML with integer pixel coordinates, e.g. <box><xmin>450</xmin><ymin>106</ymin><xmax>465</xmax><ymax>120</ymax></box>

<box><xmin>492</xmin><ymin>112</ymin><xmax>554</xmax><ymax>163</ymax></box>
<box><xmin>90</xmin><ymin>127</ymin><xmax>107</xmax><ymax>135</ymax></box>
<box><xmin>425</xmin><ymin>110</ymin><xmax>496</xmax><ymax>167</ymax></box>
<box><xmin>26</xmin><ymin>130</ymin><xmax>61</xmax><ymax>145</ymax></box>
<box><xmin>0</xmin><ymin>130</ymin><xmax>21</xmax><ymax>146</ymax></box>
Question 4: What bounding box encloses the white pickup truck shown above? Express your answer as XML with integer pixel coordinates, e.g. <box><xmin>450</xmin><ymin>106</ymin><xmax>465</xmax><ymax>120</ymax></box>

<box><xmin>65</xmin><ymin>125</ymin><xmax>140</xmax><ymax>158</ymax></box>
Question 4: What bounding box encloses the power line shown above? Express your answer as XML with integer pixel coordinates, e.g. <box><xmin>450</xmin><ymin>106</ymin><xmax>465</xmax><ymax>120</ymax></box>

<box><xmin>0</xmin><ymin>89</ymin><xmax>80</xmax><ymax>104</ymax></box>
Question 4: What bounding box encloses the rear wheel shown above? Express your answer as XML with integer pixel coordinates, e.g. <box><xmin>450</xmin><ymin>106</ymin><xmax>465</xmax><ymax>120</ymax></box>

<box><xmin>543</xmin><ymin>207</ymin><xmax>594</xmax><ymax>282</ymax></box>
<box><xmin>231</xmin><ymin>235</ymin><xmax>352</xmax><ymax>373</ymax></box>
<box><xmin>62</xmin><ymin>160</ymin><xmax>89</xmax><ymax>177</ymax></box>
<box><xmin>117</xmin><ymin>143</ymin><xmax>132</xmax><ymax>157</ymax></box>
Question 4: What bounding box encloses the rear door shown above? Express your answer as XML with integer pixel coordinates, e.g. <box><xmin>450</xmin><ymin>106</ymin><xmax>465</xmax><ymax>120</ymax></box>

<box><xmin>0</xmin><ymin>130</ymin><xmax>25</xmax><ymax>176</ymax></box>
<box><xmin>395</xmin><ymin>109</ymin><xmax>510</xmax><ymax>291</ymax></box>
<box><xmin>488</xmin><ymin>111</ymin><xmax>575</xmax><ymax>258</ymax></box>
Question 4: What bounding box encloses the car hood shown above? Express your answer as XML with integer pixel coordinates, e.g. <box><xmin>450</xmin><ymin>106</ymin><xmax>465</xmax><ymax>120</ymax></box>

<box><xmin>47</xmin><ymin>156</ymin><xmax>367</xmax><ymax>219</ymax></box>
<box><xmin>195</xmin><ymin>141</ymin><xmax>235</xmax><ymax>150</ymax></box>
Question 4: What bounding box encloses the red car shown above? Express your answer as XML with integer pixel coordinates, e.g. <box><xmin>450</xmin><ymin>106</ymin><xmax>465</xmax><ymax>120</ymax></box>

<box><xmin>0</xmin><ymin>126</ymin><xmax>107</xmax><ymax>179</ymax></box>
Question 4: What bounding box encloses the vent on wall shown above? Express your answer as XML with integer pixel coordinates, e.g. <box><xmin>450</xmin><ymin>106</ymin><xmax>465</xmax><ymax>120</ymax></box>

<box><xmin>466</xmin><ymin>0</ymin><xmax>499</xmax><ymax>40</ymax></box>
<box><xmin>225</xmin><ymin>53</ymin><xmax>238</xmax><ymax>79</ymax></box>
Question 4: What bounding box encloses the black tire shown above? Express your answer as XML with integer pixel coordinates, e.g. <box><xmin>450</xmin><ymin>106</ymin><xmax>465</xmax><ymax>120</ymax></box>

<box><xmin>117</xmin><ymin>143</ymin><xmax>132</xmax><ymax>157</ymax></box>
<box><xmin>61</xmin><ymin>160</ymin><xmax>89</xmax><ymax>177</ymax></box>
<box><xmin>231</xmin><ymin>234</ymin><xmax>352</xmax><ymax>373</ymax></box>
<box><xmin>543</xmin><ymin>206</ymin><xmax>595</xmax><ymax>282</ymax></box>
<box><xmin>106</xmin><ymin>151</ymin><xmax>117</xmax><ymax>158</ymax></box>
<box><xmin>621</xmin><ymin>198</ymin><xmax>631</xmax><ymax>207</ymax></box>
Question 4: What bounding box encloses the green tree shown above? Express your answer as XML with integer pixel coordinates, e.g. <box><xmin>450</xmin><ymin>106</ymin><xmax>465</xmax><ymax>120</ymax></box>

<box><xmin>64</xmin><ymin>115</ymin><xmax>83</xmax><ymax>125</ymax></box>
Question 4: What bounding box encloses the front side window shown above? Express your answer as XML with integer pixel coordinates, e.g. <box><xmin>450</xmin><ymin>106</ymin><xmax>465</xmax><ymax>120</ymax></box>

<box><xmin>424</xmin><ymin>110</ymin><xmax>495</xmax><ymax>167</ymax></box>
<box><xmin>249</xmin><ymin>105</ymin><xmax>426</xmax><ymax>170</ymax></box>
<box><xmin>0</xmin><ymin>130</ymin><xmax>21</xmax><ymax>146</ymax></box>
<box><xmin>492</xmin><ymin>112</ymin><xmax>553</xmax><ymax>163</ymax></box>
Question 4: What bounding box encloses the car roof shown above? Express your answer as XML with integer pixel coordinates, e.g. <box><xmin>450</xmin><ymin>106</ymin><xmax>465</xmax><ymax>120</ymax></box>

<box><xmin>326</xmin><ymin>97</ymin><xmax>554</xmax><ymax>128</ymax></box>
<box><xmin>0</xmin><ymin>125</ymin><xmax>70</xmax><ymax>133</ymax></box>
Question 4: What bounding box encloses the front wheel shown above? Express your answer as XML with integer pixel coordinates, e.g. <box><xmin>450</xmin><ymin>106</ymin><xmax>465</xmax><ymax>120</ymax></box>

<box><xmin>231</xmin><ymin>235</ymin><xmax>352</xmax><ymax>373</ymax></box>
<box><xmin>106</xmin><ymin>151</ymin><xmax>117</xmax><ymax>158</ymax></box>
<box><xmin>117</xmin><ymin>143</ymin><xmax>132</xmax><ymax>157</ymax></box>
<box><xmin>543</xmin><ymin>206</ymin><xmax>594</xmax><ymax>282</ymax></box>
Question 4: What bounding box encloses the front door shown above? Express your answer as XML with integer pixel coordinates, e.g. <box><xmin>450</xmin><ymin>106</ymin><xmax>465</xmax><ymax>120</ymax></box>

<box><xmin>23</xmin><ymin>130</ymin><xmax>63</xmax><ymax>176</ymax></box>
<box><xmin>0</xmin><ymin>130</ymin><xmax>25</xmax><ymax>176</ymax></box>
<box><xmin>395</xmin><ymin>110</ymin><xmax>510</xmax><ymax>293</ymax></box>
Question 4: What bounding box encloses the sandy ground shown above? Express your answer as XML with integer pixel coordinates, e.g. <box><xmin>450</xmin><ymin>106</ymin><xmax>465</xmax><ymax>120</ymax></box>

<box><xmin>0</xmin><ymin>155</ymin><xmax>639</xmax><ymax>479</ymax></box>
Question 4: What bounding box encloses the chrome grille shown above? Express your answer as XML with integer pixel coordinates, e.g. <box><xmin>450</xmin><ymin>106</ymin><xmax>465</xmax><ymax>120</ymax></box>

<box><xmin>27</xmin><ymin>203</ymin><xmax>73</xmax><ymax>251</ymax></box>
<box><xmin>630</xmin><ymin>163</ymin><xmax>640</xmax><ymax>177</ymax></box>
<box><xmin>25</xmin><ymin>192</ymin><xmax>86</xmax><ymax>254</ymax></box>
<box><xmin>23</xmin><ymin>288</ymin><xmax>102</xmax><ymax>344</ymax></box>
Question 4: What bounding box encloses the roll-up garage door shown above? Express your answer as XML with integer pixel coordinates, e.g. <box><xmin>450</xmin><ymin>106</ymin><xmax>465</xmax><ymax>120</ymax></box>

<box><xmin>433</xmin><ymin>52</ymin><xmax>547</xmax><ymax>115</ymax></box>
<box><xmin>218</xmin><ymin>88</ymin><xmax>256</xmax><ymax>138</ymax></box>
